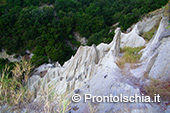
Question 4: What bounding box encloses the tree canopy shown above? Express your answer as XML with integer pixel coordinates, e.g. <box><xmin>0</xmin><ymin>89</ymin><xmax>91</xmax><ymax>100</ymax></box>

<box><xmin>0</xmin><ymin>0</ymin><xmax>168</xmax><ymax>66</ymax></box>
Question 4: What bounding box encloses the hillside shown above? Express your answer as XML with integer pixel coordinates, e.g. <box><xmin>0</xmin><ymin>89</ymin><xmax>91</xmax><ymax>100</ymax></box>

<box><xmin>1</xmin><ymin>2</ymin><xmax>170</xmax><ymax>112</ymax></box>
<box><xmin>0</xmin><ymin>0</ymin><xmax>169</xmax><ymax>66</ymax></box>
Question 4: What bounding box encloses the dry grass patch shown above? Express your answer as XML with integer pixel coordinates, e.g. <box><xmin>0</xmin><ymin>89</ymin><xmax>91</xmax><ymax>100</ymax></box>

<box><xmin>116</xmin><ymin>46</ymin><xmax>144</xmax><ymax>69</ymax></box>
<box><xmin>163</xmin><ymin>1</ymin><xmax>170</xmax><ymax>17</ymax></box>
<box><xmin>39</xmin><ymin>84</ymin><xmax>71</xmax><ymax>113</ymax></box>
<box><xmin>0</xmin><ymin>59</ymin><xmax>71</xmax><ymax>112</ymax></box>
<box><xmin>144</xmin><ymin>78</ymin><xmax>170</xmax><ymax>101</ymax></box>
<box><xmin>0</xmin><ymin>59</ymin><xmax>34</xmax><ymax>109</ymax></box>
<box><xmin>88</xmin><ymin>102</ymin><xmax>97</xmax><ymax>113</ymax></box>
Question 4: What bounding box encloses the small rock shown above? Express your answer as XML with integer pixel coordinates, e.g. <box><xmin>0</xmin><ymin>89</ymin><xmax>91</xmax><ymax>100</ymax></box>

<box><xmin>74</xmin><ymin>89</ymin><xmax>80</xmax><ymax>94</ymax></box>
<box><xmin>72</xmin><ymin>105</ymin><xmax>79</xmax><ymax>111</ymax></box>
<box><xmin>104</xmin><ymin>75</ymin><xmax>108</xmax><ymax>78</ymax></box>
<box><xmin>60</xmin><ymin>77</ymin><xmax>64</xmax><ymax>81</ymax></box>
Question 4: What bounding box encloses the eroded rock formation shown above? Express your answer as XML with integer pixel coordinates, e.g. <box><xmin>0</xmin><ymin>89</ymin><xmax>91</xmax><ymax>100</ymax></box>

<box><xmin>1</xmin><ymin>7</ymin><xmax>170</xmax><ymax>113</ymax></box>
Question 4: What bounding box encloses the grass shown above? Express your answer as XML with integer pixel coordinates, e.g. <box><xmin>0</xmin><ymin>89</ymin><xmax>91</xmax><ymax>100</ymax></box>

<box><xmin>163</xmin><ymin>1</ymin><xmax>170</xmax><ymax>17</ymax></box>
<box><xmin>39</xmin><ymin>84</ymin><xmax>71</xmax><ymax>113</ymax></box>
<box><xmin>0</xmin><ymin>59</ymin><xmax>72</xmax><ymax>112</ymax></box>
<box><xmin>116</xmin><ymin>46</ymin><xmax>145</xmax><ymax>69</ymax></box>
<box><xmin>144</xmin><ymin>78</ymin><xmax>170</xmax><ymax>101</ymax></box>
<box><xmin>88</xmin><ymin>102</ymin><xmax>97</xmax><ymax>113</ymax></box>
<box><xmin>166</xmin><ymin>24</ymin><xmax>170</xmax><ymax>29</ymax></box>
<box><xmin>0</xmin><ymin>59</ymin><xmax>34</xmax><ymax>109</ymax></box>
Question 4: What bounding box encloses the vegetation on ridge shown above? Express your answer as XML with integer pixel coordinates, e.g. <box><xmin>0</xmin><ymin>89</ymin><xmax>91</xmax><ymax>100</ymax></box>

<box><xmin>116</xmin><ymin>46</ymin><xmax>145</xmax><ymax>68</ymax></box>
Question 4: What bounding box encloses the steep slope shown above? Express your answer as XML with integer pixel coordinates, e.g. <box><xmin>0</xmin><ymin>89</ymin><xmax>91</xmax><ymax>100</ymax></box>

<box><xmin>141</xmin><ymin>17</ymin><xmax>170</xmax><ymax>80</ymax></box>
<box><xmin>26</xmin><ymin>15</ymin><xmax>170</xmax><ymax>113</ymax></box>
<box><xmin>120</xmin><ymin>25</ymin><xmax>146</xmax><ymax>48</ymax></box>
<box><xmin>1</xmin><ymin>5</ymin><xmax>170</xmax><ymax>113</ymax></box>
<box><xmin>28</xmin><ymin>28</ymin><xmax>121</xmax><ymax>96</ymax></box>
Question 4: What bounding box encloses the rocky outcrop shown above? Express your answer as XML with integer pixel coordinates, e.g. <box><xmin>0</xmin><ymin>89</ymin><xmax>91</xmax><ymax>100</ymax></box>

<box><xmin>2</xmin><ymin>7</ymin><xmax>170</xmax><ymax>113</ymax></box>
<box><xmin>148</xmin><ymin>27</ymin><xmax>170</xmax><ymax>80</ymax></box>
<box><xmin>25</xmin><ymin>14</ymin><xmax>170</xmax><ymax>112</ymax></box>
<box><xmin>126</xmin><ymin>8</ymin><xmax>163</xmax><ymax>35</ymax></box>
<box><xmin>137</xmin><ymin>14</ymin><xmax>162</xmax><ymax>35</ymax></box>
<box><xmin>149</xmin><ymin>34</ymin><xmax>170</xmax><ymax>80</ymax></box>
<box><xmin>122</xmin><ymin>11</ymin><xmax>163</xmax><ymax>48</ymax></box>
<box><xmin>0</xmin><ymin>49</ymin><xmax>21</xmax><ymax>62</ymax></box>
<box><xmin>140</xmin><ymin>17</ymin><xmax>168</xmax><ymax>61</ymax></box>
<box><xmin>69</xmin><ymin>54</ymin><xmax>157</xmax><ymax>113</ymax></box>
<box><xmin>110</xmin><ymin>28</ymin><xmax>121</xmax><ymax>57</ymax></box>
<box><xmin>141</xmin><ymin>17</ymin><xmax>170</xmax><ymax>80</ymax></box>
<box><xmin>120</xmin><ymin>24</ymin><xmax>146</xmax><ymax>48</ymax></box>
<box><xmin>28</xmin><ymin>28</ymin><xmax>123</xmax><ymax>96</ymax></box>
<box><xmin>74</xmin><ymin>32</ymin><xmax>88</xmax><ymax>45</ymax></box>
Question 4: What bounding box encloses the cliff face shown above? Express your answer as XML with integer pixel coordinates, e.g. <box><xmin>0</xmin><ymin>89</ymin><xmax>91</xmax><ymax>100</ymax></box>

<box><xmin>25</xmin><ymin>12</ymin><xmax>170</xmax><ymax>112</ymax></box>
<box><xmin>27</xmin><ymin>23</ymin><xmax>148</xmax><ymax>96</ymax></box>
<box><xmin>141</xmin><ymin>17</ymin><xmax>170</xmax><ymax>80</ymax></box>
<box><xmin>1</xmin><ymin>6</ymin><xmax>170</xmax><ymax>113</ymax></box>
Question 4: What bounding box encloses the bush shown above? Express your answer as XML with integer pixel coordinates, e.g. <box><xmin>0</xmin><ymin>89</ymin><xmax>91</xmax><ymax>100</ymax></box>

<box><xmin>0</xmin><ymin>60</ymin><xmax>34</xmax><ymax>107</ymax></box>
